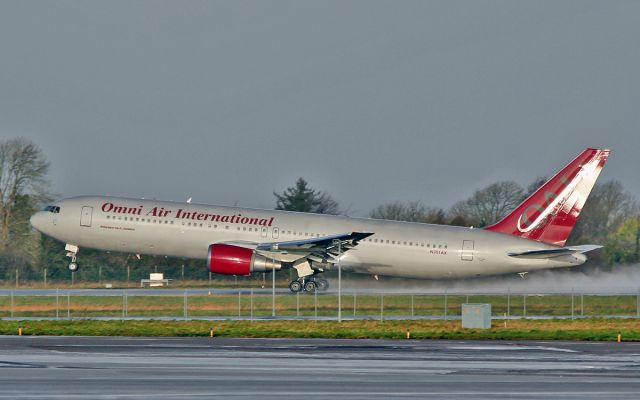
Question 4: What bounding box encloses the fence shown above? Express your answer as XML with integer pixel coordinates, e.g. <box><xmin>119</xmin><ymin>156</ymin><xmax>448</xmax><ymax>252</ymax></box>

<box><xmin>1</xmin><ymin>289</ymin><xmax>639</xmax><ymax>320</ymax></box>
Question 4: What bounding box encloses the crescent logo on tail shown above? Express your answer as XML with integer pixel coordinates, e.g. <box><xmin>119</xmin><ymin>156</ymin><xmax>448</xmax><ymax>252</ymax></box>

<box><xmin>487</xmin><ymin>148</ymin><xmax>609</xmax><ymax>246</ymax></box>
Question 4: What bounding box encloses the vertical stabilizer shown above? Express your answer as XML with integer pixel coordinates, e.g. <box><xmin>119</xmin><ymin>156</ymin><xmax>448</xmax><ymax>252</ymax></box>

<box><xmin>485</xmin><ymin>148</ymin><xmax>610</xmax><ymax>246</ymax></box>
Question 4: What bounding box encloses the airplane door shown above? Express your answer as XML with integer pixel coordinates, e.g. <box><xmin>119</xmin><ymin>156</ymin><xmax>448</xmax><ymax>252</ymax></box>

<box><xmin>80</xmin><ymin>206</ymin><xmax>93</xmax><ymax>227</ymax></box>
<box><xmin>461</xmin><ymin>240</ymin><xmax>474</xmax><ymax>261</ymax></box>
<box><xmin>272</xmin><ymin>227</ymin><xmax>279</xmax><ymax>239</ymax></box>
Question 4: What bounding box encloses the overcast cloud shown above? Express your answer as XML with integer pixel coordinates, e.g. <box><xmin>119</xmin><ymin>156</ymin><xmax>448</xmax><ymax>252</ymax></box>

<box><xmin>1</xmin><ymin>1</ymin><xmax>638</xmax><ymax>215</ymax></box>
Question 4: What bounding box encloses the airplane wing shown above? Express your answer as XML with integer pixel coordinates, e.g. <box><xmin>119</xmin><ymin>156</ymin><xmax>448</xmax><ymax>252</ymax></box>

<box><xmin>255</xmin><ymin>231</ymin><xmax>374</xmax><ymax>264</ymax></box>
<box><xmin>508</xmin><ymin>245</ymin><xmax>602</xmax><ymax>259</ymax></box>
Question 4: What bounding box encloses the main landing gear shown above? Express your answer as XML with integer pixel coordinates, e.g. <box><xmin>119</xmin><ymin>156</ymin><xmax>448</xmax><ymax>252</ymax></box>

<box><xmin>288</xmin><ymin>277</ymin><xmax>329</xmax><ymax>293</ymax></box>
<box><xmin>65</xmin><ymin>244</ymin><xmax>80</xmax><ymax>272</ymax></box>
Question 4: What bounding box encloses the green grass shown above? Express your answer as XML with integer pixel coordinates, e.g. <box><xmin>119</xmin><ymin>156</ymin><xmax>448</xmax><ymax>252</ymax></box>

<box><xmin>1</xmin><ymin>319</ymin><xmax>639</xmax><ymax>341</ymax></box>
<box><xmin>1</xmin><ymin>293</ymin><xmax>638</xmax><ymax>319</ymax></box>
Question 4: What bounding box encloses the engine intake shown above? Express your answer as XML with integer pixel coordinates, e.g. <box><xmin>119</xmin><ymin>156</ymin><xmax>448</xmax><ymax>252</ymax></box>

<box><xmin>207</xmin><ymin>243</ymin><xmax>280</xmax><ymax>276</ymax></box>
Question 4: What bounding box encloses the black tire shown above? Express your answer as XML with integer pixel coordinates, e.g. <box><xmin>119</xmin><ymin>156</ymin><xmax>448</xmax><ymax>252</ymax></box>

<box><xmin>289</xmin><ymin>280</ymin><xmax>302</xmax><ymax>293</ymax></box>
<box><xmin>68</xmin><ymin>262</ymin><xmax>79</xmax><ymax>272</ymax></box>
<box><xmin>303</xmin><ymin>280</ymin><xmax>317</xmax><ymax>293</ymax></box>
<box><xmin>315</xmin><ymin>279</ymin><xmax>329</xmax><ymax>291</ymax></box>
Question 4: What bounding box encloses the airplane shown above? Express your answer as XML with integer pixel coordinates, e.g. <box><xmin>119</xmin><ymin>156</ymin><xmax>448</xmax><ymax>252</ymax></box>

<box><xmin>30</xmin><ymin>148</ymin><xmax>609</xmax><ymax>293</ymax></box>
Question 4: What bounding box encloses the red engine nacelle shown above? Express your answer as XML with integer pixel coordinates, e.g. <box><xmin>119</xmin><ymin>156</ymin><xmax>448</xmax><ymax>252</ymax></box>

<box><xmin>207</xmin><ymin>243</ymin><xmax>279</xmax><ymax>276</ymax></box>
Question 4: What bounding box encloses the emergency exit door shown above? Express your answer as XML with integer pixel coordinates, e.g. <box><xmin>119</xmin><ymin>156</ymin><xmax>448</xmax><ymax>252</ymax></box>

<box><xmin>80</xmin><ymin>206</ymin><xmax>93</xmax><ymax>227</ymax></box>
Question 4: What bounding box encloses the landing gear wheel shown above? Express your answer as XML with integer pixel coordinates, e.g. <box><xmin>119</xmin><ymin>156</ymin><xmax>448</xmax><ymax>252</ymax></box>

<box><xmin>68</xmin><ymin>262</ymin><xmax>79</xmax><ymax>272</ymax></box>
<box><xmin>303</xmin><ymin>280</ymin><xmax>317</xmax><ymax>293</ymax></box>
<box><xmin>315</xmin><ymin>279</ymin><xmax>329</xmax><ymax>292</ymax></box>
<box><xmin>289</xmin><ymin>280</ymin><xmax>302</xmax><ymax>293</ymax></box>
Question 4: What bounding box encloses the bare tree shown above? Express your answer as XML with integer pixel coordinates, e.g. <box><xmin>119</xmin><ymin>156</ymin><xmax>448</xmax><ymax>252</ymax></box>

<box><xmin>568</xmin><ymin>180</ymin><xmax>638</xmax><ymax>244</ymax></box>
<box><xmin>449</xmin><ymin>181</ymin><xmax>524</xmax><ymax>227</ymax></box>
<box><xmin>370</xmin><ymin>201</ymin><xmax>446</xmax><ymax>224</ymax></box>
<box><xmin>0</xmin><ymin>138</ymin><xmax>50</xmax><ymax>250</ymax></box>
<box><xmin>523</xmin><ymin>176</ymin><xmax>547</xmax><ymax>200</ymax></box>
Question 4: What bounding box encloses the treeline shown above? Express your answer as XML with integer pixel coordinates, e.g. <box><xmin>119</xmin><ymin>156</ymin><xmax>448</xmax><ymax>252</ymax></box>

<box><xmin>0</xmin><ymin>138</ymin><xmax>638</xmax><ymax>284</ymax></box>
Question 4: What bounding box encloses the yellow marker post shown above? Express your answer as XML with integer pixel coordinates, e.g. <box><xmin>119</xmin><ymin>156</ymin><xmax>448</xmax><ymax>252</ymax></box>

<box><xmin>406</xmin><ymin>328</ymin><xmax>411</xmax><ymax>340</ymax></box>
<box><xmin>618</xmin><ymin>333</ymin><xmax>622</xmax><ymax>343</ymax></box>
<box><xmin>210</xmin><ymin>328</ymin><xmax>214</xmax><ymax>338</ymax></box>
<box><xmin>18</xmin><ymin>327</ymin><xmax>23</xmax><ymax>336</ymax></box>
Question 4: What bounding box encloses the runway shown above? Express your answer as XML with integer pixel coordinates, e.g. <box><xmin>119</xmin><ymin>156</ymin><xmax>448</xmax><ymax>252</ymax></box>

<box><xmin>1</xmin><ymin>336</ymin><xmax>639</xmax><ymax>399</ymax></box>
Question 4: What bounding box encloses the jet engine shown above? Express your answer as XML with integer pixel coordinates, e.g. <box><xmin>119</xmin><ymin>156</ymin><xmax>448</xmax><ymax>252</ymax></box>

<box><xmin>207</xmin><ymin>243</ymin><xmax>280</xmax><ymax>276</ymax></box>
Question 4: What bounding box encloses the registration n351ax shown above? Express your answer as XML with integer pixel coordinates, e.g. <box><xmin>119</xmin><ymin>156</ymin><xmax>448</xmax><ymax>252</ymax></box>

<box><xmin>31</xmin><ymin>148</ymin><xmax>609</xmax><ymax>292</ymax></box>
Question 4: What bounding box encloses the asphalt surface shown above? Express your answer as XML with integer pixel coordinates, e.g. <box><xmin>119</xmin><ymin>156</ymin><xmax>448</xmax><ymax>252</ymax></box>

<box><xmin>0</xmin><ymin>336</ymin><xmax>639</xmax><ymax>399</ymax></box>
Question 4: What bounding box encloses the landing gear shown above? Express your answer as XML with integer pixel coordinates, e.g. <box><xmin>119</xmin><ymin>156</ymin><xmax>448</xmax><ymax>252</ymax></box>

<box><xmin>288</xmin><ymin>276</ymin><xmax>329</xmax><ymax>293</ymax></box>
<box><xmin>289</xmin><ymin>280</ymin><xmax>302</xmax><ymax>293</ymax></box>
<box><xmin>65</xmin><ymin>244</ymin><xmax>80</xmax><ymax>272</ymax></box>
<box><xmin>303</xmin><ymin>280</ymin><xmax>317</xmax><ymax>293</ymax></box>
<box><xmin>315</xmin><ymin>278</ymin><xmax>329</xmax><ymax>292</ymax></box>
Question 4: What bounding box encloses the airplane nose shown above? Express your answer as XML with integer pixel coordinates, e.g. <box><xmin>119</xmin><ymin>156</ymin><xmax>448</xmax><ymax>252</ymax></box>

<box><xmin>30</xmin><ymin>212</ymin><xmax>44</xmax><ymax>232</ymax></box>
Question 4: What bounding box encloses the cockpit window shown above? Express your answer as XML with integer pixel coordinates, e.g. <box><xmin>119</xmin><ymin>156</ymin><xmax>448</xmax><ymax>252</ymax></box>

<box><xmin>43</xmin><ymin>205</ymin><xmax>60</xmax><ymax>214</ymax></box>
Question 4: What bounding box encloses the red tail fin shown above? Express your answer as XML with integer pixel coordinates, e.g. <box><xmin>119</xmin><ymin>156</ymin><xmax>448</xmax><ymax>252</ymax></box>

<box><xmin>485</xmin><ymin>148</ymin><xmax>610</xmax><ymax>246</ymax></box>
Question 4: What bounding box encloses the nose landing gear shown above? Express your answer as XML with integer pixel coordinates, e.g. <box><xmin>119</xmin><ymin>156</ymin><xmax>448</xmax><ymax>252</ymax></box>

<box><xmin>65</xmin><ymin>243</ymin><xmax>80</xmax><ymax>272</ymax></box>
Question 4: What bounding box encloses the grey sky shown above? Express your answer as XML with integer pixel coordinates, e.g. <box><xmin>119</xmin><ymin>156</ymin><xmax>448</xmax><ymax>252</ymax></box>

<box><xmin>1</xmin><ymin>1</ymin><xmax>638</xmax><ymax>216</ymax></box>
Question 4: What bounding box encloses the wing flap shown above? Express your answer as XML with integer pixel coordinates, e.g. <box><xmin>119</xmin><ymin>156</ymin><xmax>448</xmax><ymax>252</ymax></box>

<box><xmin>256</xmin><ymin>232</ymin><xmax>373</xmax><ymax>252</ymax></box>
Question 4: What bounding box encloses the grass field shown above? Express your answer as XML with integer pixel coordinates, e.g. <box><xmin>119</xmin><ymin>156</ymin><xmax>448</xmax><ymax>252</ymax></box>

<box><xmin>1</xmin><ymin>319</ymin><xmax>639</xmax><ymax>341</ymax></box>
<box><xmin>0</xmin><ymin>292</ymin><xmax>639</xmax><ymax>318</ymax></box>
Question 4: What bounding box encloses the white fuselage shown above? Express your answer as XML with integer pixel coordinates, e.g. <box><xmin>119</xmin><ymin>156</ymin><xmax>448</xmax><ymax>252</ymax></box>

<box><xmin>30</xmin><ymin>196</ymin><xmax>586</xmax><ymax>279</ymax></box>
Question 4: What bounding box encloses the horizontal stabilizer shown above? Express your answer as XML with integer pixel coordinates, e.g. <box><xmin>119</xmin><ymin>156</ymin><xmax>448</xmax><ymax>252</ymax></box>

<box><xmin>508</xmin><ymin>245</ymin><xmax>602</xmax><ymax>259</ymax></box>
